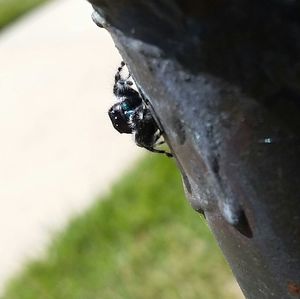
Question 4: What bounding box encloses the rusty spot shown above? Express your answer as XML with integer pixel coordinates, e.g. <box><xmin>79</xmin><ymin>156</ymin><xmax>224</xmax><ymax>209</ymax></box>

<box><xmin>288</xmin><ymin>282</ymin><xmax>300</xmax><ymax>296</ymax></box>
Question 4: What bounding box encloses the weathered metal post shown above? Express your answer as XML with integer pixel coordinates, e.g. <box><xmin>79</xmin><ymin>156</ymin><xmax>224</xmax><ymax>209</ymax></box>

<box><xmin>87</xmin><ymin>1</ymin><xmax>300</xmax><ymax>298</ymax></box>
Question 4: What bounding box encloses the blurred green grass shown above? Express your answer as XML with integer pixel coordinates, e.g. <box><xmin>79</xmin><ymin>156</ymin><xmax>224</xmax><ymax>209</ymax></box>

<box><xmin>2</xmin><ymin>155</ymin><xmax>242</xmax><ymax>299</ymax></box>
<box><xmin>0</xmin><ymin>0</ymin><xmax>48</xmax><ymax>30</ymax></box>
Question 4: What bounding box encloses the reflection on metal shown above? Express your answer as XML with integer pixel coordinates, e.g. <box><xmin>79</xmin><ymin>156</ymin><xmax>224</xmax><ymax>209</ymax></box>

<box><xmin>91</xmin><ymin>10</ymin><xmax>105</xmax><ymax>28</ymax></box>
<box><xmin>259</xmin><ymin>138</ymin><xmax>273</xmax><ymax>144</ymax></box>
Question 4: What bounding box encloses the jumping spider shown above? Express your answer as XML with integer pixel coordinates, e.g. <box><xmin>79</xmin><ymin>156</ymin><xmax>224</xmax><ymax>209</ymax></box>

<box><xmin>108</xmin><ymin>61</ymin><xmax>172</xmax><ymax>157</ymax></box>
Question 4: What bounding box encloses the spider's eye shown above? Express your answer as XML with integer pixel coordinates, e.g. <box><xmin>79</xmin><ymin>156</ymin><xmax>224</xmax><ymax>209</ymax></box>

<box><xmin>121</xmin><ymin>102</ymin><xmax>130</xmax><ymax>112</ymax></box>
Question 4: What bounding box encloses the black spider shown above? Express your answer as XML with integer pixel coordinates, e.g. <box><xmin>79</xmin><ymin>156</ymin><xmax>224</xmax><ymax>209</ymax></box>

<box><xmin>108</xmin><ymin>61</ymin><xmax>172</xmax><ymax>157</ymax></box>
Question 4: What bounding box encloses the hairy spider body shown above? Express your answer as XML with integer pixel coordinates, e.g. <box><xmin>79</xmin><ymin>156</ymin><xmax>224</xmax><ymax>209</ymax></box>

<box><xmin>108</xmin><ymin>62</ymin><xmax>172</xmax><ymax>157</ymax></box>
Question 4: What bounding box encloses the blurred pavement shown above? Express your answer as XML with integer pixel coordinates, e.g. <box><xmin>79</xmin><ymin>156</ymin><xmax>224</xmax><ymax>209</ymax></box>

<box><xmin>0</xmin><ymin>0</ymin><xmax>142</xmax><ymax>291</ymax></box>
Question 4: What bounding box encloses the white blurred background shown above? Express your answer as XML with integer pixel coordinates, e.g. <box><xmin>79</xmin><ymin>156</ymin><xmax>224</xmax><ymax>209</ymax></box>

<box><xmin>0</xmin><ymin>0</ymin><xmax>141</xmax><ymax>290</ymax></box>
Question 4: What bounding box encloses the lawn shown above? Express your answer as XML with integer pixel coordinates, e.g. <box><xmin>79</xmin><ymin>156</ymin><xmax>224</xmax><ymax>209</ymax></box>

<box><xmin>0</xmin><ymin>0</ymin><xmax>48</xmax><ymax>30</ymax></box>
<box><xmin>2</xmin><ymin>155</ymin><xmax>242</xmax><ymax>299</ymax></box>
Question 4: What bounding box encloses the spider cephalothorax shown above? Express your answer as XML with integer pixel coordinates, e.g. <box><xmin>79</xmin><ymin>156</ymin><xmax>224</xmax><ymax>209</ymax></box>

<box><xmin>108</xmin><ymin>61</ymin><xmax>172</xmax><ymax>157</ymax></box>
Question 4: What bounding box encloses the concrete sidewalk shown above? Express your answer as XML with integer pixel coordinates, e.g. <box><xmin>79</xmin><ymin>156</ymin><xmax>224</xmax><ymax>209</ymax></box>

<box><xmin>0</xmin><ymin>0</ymin><xmax>142</xmax><ymax>291</ymax></box>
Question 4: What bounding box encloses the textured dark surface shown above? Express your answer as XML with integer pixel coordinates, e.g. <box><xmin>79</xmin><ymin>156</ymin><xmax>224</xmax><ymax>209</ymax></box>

<box><xmin>88</xmin><ymin>1</ymin><xmax>300</xmax><ymax>298</ymax></box>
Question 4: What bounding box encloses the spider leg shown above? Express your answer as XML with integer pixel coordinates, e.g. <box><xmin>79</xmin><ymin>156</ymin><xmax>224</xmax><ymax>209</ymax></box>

<box><xmin>113</xmin><ymin>61</ymin><xmax>141</xmax><ymax>102</ymax></box>
<box><xmin>153</xmin><ymin>137</ymin><xmax>172</xmax><ymax>157</ymax></box>
<box><xmin>114</xmin><ymin>61</ymin><xmax>125</xmax><ymax>84</ymax></box>
<box><xmin>153</xmin><ymin>130</ymin><xmax>163</xmax><ymax>142</ymax></box>
<box><xmin>113</xmin><ymin>61</ymin><xmax>127</xmax><ymax>97</ymax></box>
<box><xmin>115</xmin><ymin>61</ymin><xmax>132</xmax><ymax>83</ymax></box>
<box><xmin>124</xmin><ymin>72</ymin><xmax>131</xmax><ymax>81</ymax></box>
<box><xmin>155</xmin><ymin>140</ymin><xmax>165</xmax><ymax>146</ymax></box>
<box><xmin>144</xmin><ymin>146</ymin><xmax>173</xmax><ymax>158</ymax></box>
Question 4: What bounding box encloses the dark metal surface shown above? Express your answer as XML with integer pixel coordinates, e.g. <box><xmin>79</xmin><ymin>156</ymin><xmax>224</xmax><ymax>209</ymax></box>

<box><xmin>88</xmin><ymin>1</ymin><xmax>300</xmax><ymax>298</ymax></box>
